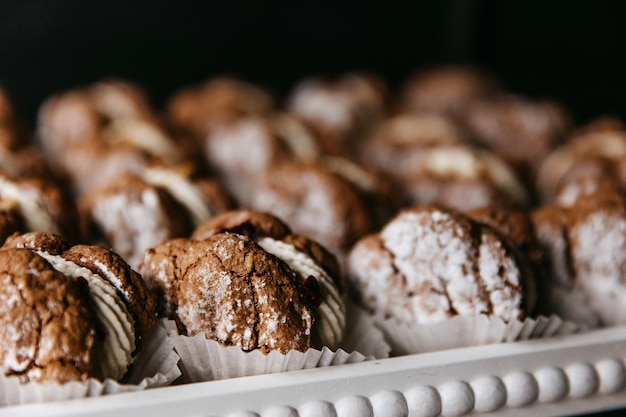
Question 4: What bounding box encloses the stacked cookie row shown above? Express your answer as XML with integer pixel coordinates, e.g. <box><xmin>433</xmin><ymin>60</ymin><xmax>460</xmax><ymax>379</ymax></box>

<box><xmin>0</xmin><ymin>65</ymin><xmax>625</xmax><ymax>394</ymax></box>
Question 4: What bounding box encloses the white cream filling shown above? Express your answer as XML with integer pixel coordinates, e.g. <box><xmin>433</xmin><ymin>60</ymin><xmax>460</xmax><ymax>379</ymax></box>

<box><xmin>320</xmin><ymin>156</ymin><xmax>378</xmax><ymax>194</ymax></box>
<box><xmin>140</xmin><ymin>167</ymin><xmax>212</xmax><ymax>227</ymax></box>
<box><xmin>0</xmin><ymin>177</ymin><xmax>61</xmax><ymax>236</ymax></box>
<box><xmin>104</xmin><ymin>119</ymin><xmax>181</xmax><ymax>163</ymax></box>
<box><xmin>35</xmin><ymin>251</ymin><xmax>136</xmax><ymax>381</ymax></box>
<box><xmin>256</xmin><ymin>237</ymin><xmax>346</xmax><ymax>350</ymax></box>
<box><xmin>272</xmin><ymin>114</ymin><xmax>322</xmax><ymax>163</ymax></box>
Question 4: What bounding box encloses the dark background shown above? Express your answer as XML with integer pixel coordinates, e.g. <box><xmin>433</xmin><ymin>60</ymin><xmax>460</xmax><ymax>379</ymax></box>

<box><xmin>0</xmin><ymin>1</ymin><xmax>625</xmax><ymax>416</ymax></box>
<box><xmin>0</xmin><ymin>0</ymin><xmax>625</xmax><ymax>128</ymax></box>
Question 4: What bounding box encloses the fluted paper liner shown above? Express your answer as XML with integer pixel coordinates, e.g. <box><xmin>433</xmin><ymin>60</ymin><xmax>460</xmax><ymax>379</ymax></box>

<box><xmin>171</xmin><ymin>301</ymin><xmax>390</xmax><ymax>383</ymax></box>
<box><xmin>377</xmin><ymin>314</ymin><xmax>582</xmax><ymax>357</ymax></box>
<box><xmin>0</xmin><ymin>319</ymin><xmax>181</xmax><ymax>407</ymax></box>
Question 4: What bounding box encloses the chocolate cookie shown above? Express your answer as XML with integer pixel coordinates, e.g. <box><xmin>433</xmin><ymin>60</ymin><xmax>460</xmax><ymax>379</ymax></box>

<box><xmin>347</xmin><ymin>206</ymin><xmax>536</xmax><ymax>325</ymax></box>
<box><xmin>0</xmin><ymin>169</ymin><xmax>80</xmax><ymax>242</ymax></box>
<box><xmin>400</xmin><ymin>65</ymin><xmax>498</xmax><ymax>120</ymax></box>
<box><xmin>287</xmin><ymin>73</ymin><xmax>388</xmax><ymax>156</ymax></box>
<box><xmin>248</xmin><ymin>161</ymin><xmax>375</xmax><ymax>257</ymax></box>
<box><xmin>79</xmin><ymin>165</ymin><xmax>233</xmax><ymax>268</ymax></box>
<box><xmin>463</xmin><ymin>93</ymin><xmax>571</xmax><ymax>176</ymax></box>
<box><xmin>0</xmin><ymin>232</ymin><xmax>157</xmax><ymax>383</ymax></box>
<box><xmin>167</xmin><ymin>76</ymin><xmax>275</xmax><ymax>140</ymax></box>
<box><xmin>140</xmin><ymin>211</ymin><xmax>346</xmax><ymax>352</ymax></box>
<box><xmin>390</xmin><ymin>144</ymin><xmax>529</xmax><ymax>210</ymax></box>
<box><xmin>532</xmin><ymin>191</ymin><xmax>626</xmax><ymax>327</ymax></box>
<box><xmin>536</xmin><ymin>130</ymin><xmax>626</xmax><ymax>204</ymax></box>
<box><xmin>360</xmin><ymin>113</ymin><xmax>466</xmax><ymax>176</ymax></box>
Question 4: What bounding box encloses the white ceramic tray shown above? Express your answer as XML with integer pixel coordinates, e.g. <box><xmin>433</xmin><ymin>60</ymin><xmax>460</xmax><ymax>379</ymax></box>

<box><xmin>3</xmin><ymin>326</ymin><xmax>626</xmax><ymax>417</ymax></box>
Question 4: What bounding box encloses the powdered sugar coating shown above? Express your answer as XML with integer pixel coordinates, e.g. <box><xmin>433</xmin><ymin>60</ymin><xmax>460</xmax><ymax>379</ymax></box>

<box><xmin>90</xmin><ymin>187</ymin><xmax>174</xmax><ymax>268</ymax></box>
<box><xmin>570</xmin><ymin>211</ymin><xmax>626</xmax><ymax>325</ymax></box>
<box><xmin>140</xmin><ymin>234</ymin><xmax>315</xmax><ymax>353</ymax></box>
<box><xmin>348</xmin><ymin>207</ymin><xmax>527</xmax><ymax>324</ymax></box>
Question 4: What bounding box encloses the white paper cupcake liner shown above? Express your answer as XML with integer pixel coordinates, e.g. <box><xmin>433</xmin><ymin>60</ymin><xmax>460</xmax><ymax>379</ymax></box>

<box><xmin>377</xmin><ymin>314</ymin><xmax>583</xmax><ymax>357</ymax></box>
<box><xmin>172</xmin><ymin>301</ymin><xmax>391</xmax><ymax>383</ymax></box>
<box><xmin>0</xmin><ymin>319</ymin><xmax>181</xmax><ymax>407</ymax></box>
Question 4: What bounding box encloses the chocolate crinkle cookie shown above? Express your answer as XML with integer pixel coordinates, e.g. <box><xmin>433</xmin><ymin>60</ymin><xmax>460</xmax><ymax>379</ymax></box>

<box><xmin>532</xmin><ymin>191</ymin><xmax>626</xmax><ymax>327</ymax></box>
<box><xmin>536</xmin><ymin>129</ymin><xmax>626</xmax><ymax>204</ymax></box>
<box><xmin>462</xmin><ymin>93</ymin><xmax>572</xmax><ymax>176</ymax></box>
<box><xmin>0</xmin><ymin>169</ymin><xmax>80</xmax><ymax>243</ymax></box>
<box><xmin>139</xmin><ymin>209</ymin><xmax>346</xmax><ymax>353</ymax></box>
<box><xmin>0</xmin><ymin>232</ymin><xmax>157</xmax><ymax>384</ymax></box>
<box><xmin>287</xmin><ymin>73</ymin><xmax>388</xmax><ymax>156</ymax></box>
<box><xmin>79</xmin><ymin>164</ymin><xmax>234</xmax><ymax>269</ymax></box>
<box><xmin>347</xmin><ymin>205</ymin><xmax>536</xmax><ymax>325</ymax></box>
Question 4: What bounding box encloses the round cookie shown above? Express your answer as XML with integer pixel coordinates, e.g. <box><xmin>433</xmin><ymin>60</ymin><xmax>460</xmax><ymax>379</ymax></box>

<box><xmin>167</xmin><ymin>76</ymin><xmax>275</xmax><ymax>140</ymax></box>
<box><xmin>463</xmin><ymin>93</ymin><xmax>571</xmax><ymax>176</ymax></box>
<box><xmin>79</xmin><ymin>165</ymin><xmax>234</xmax><ymax>268</ymax></box>
<box><xmin>389</xmin><ymin>144</ymin><xmax>529</xmax><ymax>210</ymax></box>
<box><xmin>248</xmin><ymin>161</ymin><xmax>375</xmax><ymax>258</ymax></box>
<box><xmin>347</xmin><ymin>206</ymin><xmax>536</xmax><ymax>325</ymax></box>
<box><xmin>400</xmin><ymin>65</ymin><xmax>498</xmax><ymax>120</ymax></box>
<box><xmin>287</xmin><ymin>73</ymin><xmax>388</xmax><ymax>156</ymax></box>
<box><xmin>532</xmin><ymin>191</ymin><xmax>626</xmax><ymax>327</ymax></box>
<box><xmin>0</xmin><ymin>232</ymin><xmax>157</xmax><ymax>383</ymax></box>
<box><xmin>140</xmin><ymin>211</ymin><xmax>346</xmax><ymax>352</ymax></box>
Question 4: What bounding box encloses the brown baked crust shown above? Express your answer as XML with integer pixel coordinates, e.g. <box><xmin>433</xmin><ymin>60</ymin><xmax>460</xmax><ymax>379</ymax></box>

<box><xmin>2</xmin><ymin>231</ymin><xmax>70</xmax><ymax>255</ymax></box>
<box><xmin>193</xmin><ymin>178</ymin><xmax>236</xmax><ymax>215</ymax></box>
<box><xmin>191</xmin><ymin>209</ymin><xmax>291</xmax><ymax>241</ymax></box>
<box><xmin>463</xmin><ymin>94</ymin><xmax>571</xmax><ymax>174</ymax></box>
<box><xmin>0</xmin><ymin>200</ymin><xmax>26</xmax><ymax>245</ymax></box>
<box><xmin>191</xmin><ymin>209</ymin><xmax>342</xmax><ymax>290</ymax></box>
<box><xmin>140</xmin><ymin>234</ymin><xmax>313</xmax><ymax>353</ymax></box>
<box><xmin>167</xmin><ymin>77</ymin><xmax>275</xmax><ymax>139</ymax></box>
<box><xmin>0</xmin><ymin>171</ymin><xmax>81</xmax><ymax>243</ymax></box>
<box><xmin>400</xmin><ymin>65</ymin><xmax>498</xmax><ymax>119</ymax></box>
<box><xmin>62</xmin><ymin>244</ymin><xmax>158</xmax><ymax>350</ymax></box>
<box><xmin>465</xmin><ymin>207</ymin><xmax>544</xmax><ymax>268</ymax></box>
<box><xmin>250</xmin><ymin>162</ymin><xmax>373</xmax><ymax>254</ymax></box>
<box><xmin>0</xmin><ymin>249</ymin><xmax>98</xmax><ymax>383</ymax></box>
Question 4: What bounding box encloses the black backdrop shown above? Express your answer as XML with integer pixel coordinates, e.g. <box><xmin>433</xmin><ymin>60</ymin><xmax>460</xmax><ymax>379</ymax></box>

<box><xmin>1</xmin><ymin>1</ymin><xmax>625</xmax><ymax>128</ymax></box>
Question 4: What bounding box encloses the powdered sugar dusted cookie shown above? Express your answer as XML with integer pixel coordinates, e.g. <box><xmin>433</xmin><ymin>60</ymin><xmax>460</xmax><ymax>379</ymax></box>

<box><xmin>287</xmin><ymin>73</ymin><xmax>388</xmax><ymax>155</ymax></box>
<box><xmin>248</xmin><ymin>161</ymin><xmax>374</xmax><ymax>257</ymax></box>
<box><xmin>347</xmin><ymin>206</ymin><xmax>535</xmax><ymax>325</ymax></box>
<box><xmin>167</xmin><ymin>76</ymin><xmax>275</xmax><ymax>140</ymax></box>
<box><xmin>532</xmin><ymin>191</ymin><xmax>626</xmax><ymax>327</ymax></box>
<box><xmin>393</xmin><ymin>145</ymin><xmax>529</xmax><ymax>210</ymax></box>
<box><xmin>140</xmin><ymin>209</ymin><xmax>346</xmax><ymax>352</ymax></box>
<box><xmin>0</xmin><ymin>232</ymin><xmax>157</xmax><ymax>383</ymax></box>
<box><xmin>79</xmin><ymin>165</ymin><xmax>233</xmax><ymax>268</ymax></box>
<box><xmin>536</xmin><ymin>130</ymin><xmax>626</xmax><ymax>204</ymax></box>
<box><xmin>464</xmin><ymin>93</ymin><xmax>571</xmax><ymax>175</ymax></box>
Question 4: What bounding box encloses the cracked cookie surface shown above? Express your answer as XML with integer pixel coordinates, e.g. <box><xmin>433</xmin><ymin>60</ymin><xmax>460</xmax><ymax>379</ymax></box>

<box><xmin>347</xmin><ymin>206</ymin><xmax>533</xmax><ymax>325</ymax></box>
